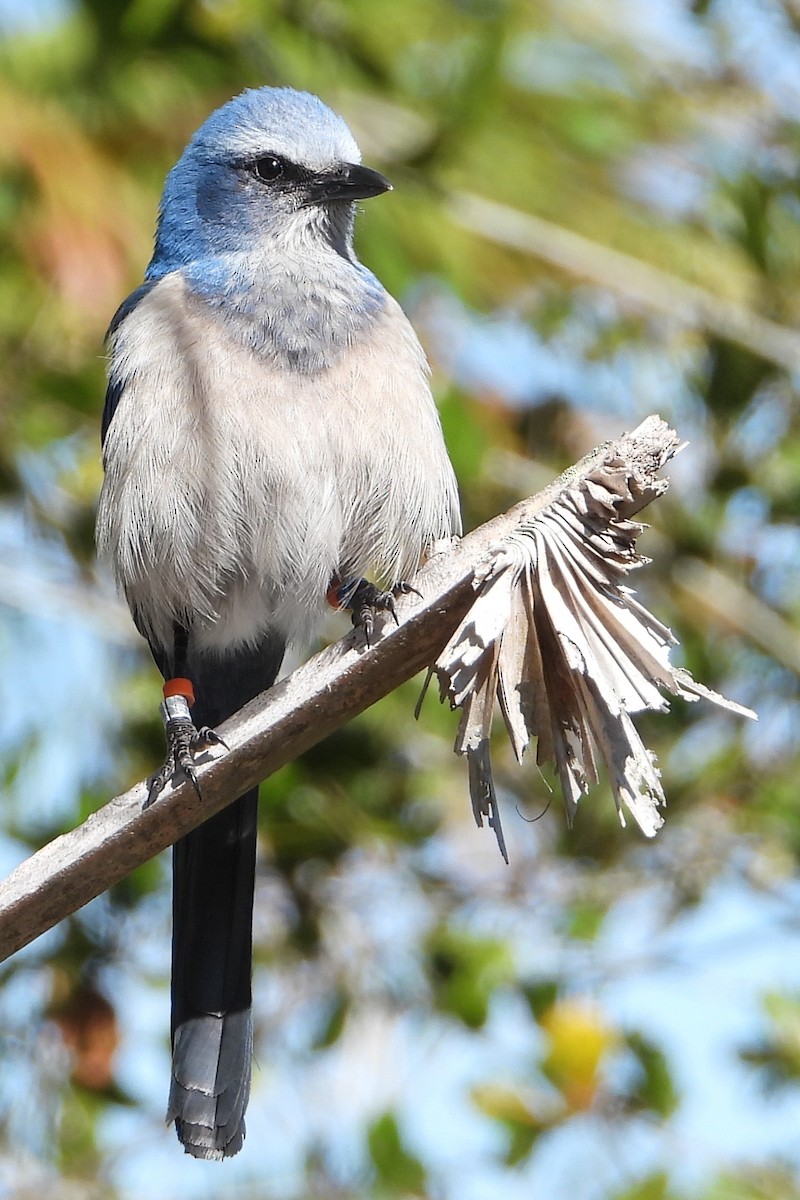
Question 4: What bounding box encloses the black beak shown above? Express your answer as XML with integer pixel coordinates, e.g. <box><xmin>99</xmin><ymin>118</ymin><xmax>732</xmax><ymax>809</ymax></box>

<box><xmin>307</xmin><ymin>162</ymin><xmax>393</xmax><ymax>205</ymax></box>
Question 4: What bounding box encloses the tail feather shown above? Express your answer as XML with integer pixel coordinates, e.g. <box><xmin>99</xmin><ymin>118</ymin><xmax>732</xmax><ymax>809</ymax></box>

<box><xmin>153</xmin><ymin>633</ymin><xmax>285</xmax><ymax>1158</ymax></box>
<box><xmin>168</xmin><ymin>1010</ymin><xmax>253</xmax><ymax>1159</ymax></box>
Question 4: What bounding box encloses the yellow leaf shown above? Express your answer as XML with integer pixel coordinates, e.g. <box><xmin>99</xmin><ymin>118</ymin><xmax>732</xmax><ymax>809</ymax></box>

<box><xmin>539</xmin><ymin>998</ymin><xmax>618</xmax><ymax>1111</ymax></box>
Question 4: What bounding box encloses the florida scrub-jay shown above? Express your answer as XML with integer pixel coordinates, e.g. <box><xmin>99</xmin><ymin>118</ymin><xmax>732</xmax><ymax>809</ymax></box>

<box><xmin>96</xmin><ymin>86</ymin><xmax>461</xmax><ymax>1159</ymax></box>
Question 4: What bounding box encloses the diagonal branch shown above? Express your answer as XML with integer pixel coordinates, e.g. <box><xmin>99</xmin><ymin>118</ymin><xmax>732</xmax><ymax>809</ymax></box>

<box><xmin>0</xmin><ymin>416</ymin><xmax>751</xmax><ymax>963</ymax></box>
<box><xmin>451</xmin><ymin>192</ymin><xmax>800</xmax><ymax>373</ymax></box>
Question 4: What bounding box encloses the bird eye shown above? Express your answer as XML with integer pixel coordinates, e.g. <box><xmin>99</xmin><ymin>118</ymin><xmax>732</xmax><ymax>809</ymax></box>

<box><xmin>253</xmin><ymin>156</ymin><xmax>284</xmax><ymax>182</ymax></box>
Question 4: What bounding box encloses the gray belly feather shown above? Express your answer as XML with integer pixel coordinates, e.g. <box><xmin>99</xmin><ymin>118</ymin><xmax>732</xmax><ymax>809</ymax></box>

<box><xmin>97</xmin><ymin>274</ymin><xmax>460</xmax><ymax>653</ymax></box>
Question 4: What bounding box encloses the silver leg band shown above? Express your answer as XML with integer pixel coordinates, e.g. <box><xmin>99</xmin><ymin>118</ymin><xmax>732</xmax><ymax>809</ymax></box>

<box><xmin>161</xmin><ymin>695</ymin><xmax>192</xmax><ymax>724</ymax></box>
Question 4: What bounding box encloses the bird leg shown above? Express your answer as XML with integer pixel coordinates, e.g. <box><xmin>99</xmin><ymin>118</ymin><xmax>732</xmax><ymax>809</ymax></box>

<box><xmin>327</xmin><ymin>575</ymin><xmax>422</xmax><ymax>648</ymax></box>
<box><xmin>146</xmin><ymin>628</ymin><xmax>227</xmax><ymax>806</ymax></box>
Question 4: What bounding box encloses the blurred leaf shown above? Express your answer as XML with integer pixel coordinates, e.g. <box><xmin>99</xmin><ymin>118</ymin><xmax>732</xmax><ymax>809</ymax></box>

<box><xmin>50</xmin><ymin>980</ymin><xmax>118</xmax><ymax>1092</ymax></box>
<box><xmin>426</xmin><ymin>925</ymin><xmax>514</xmax><ymax>1028</ymax></box>
<box><xmin>539</xmin><ymin>999</ymin><xmax>618</xmax><ymax>1111</ymax></box>
<box><xmin>610</xmin><ymin>1172</ymin><xmax>680</xmax><ymax>1200</ymax></box>
<box><xmin>471</xmin><ymin>1082</ymin><xmax>554</xmax><ymax>1165</ymax></box>
<box><xmin>563</xmin><ymin>898</ymin><xmax>607</xmax><ymax>942</ymax></box>
<box><xmin>367</xmin><ymin>1111</ymin><xmax>426</xmax><ymax>1196</ymax></box>
<box><xmin>522</xmin><ymin>979</ymin><xmax>560</xmax><ymax>1020</ymax></box>
<box><xmin>311</xmin><ymin>989</ymin><xmax>350</xmax><ymax>1051</ymax></box>
<box><xmin>623</xmin><ymin>1031</ymin><xmax>680</xmax><ymax>1118</ymax></box>
<box><xmin>703</xmin><ymin>1166</ymin><xmax>800</xmax><ymax>1200</ymax></box>
<box><xmin>740</xmin><ymin>992</ymin><xmax>800</xmax><ymax>1090</ymax></box>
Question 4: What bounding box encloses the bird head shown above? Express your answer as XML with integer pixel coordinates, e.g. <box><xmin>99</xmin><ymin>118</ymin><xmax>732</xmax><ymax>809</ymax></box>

<box><xmin>149</xmin><ymin>87</ymin><xmax>392</xmax><ymax>276</ymax></box>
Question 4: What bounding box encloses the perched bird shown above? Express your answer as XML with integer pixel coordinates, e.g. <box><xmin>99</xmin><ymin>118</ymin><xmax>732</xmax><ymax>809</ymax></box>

<box><xmin>96</xmin><ymin>87</ymin><xmax>461</xmax><ymax>1159</ymax></box>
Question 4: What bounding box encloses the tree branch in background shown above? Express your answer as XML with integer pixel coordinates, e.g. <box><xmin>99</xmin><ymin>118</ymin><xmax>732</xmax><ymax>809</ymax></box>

<box><xmin>451</xmin><ymin>192</ymin><xmax>800</xmax><ymax>373</ymax></box>
<box><xmin>0</xmin><ymin>417</ymin><xmax>754</xmax><ymax>963</ymax></box>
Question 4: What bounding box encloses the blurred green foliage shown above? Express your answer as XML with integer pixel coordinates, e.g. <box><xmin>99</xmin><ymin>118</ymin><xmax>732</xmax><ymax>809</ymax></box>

<box><xmin>0</xmin><ymin>0</ymin><xmax>800</xmax><ymax>1197</ymax></box>
<box><xmin>367</xmin><ymin>1111</ymin><xmax>427</xmax><ymax>1196</ymax></box>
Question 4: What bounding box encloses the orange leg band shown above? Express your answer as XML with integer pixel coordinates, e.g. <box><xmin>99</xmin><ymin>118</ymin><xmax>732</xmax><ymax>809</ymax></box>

<box><xmin>163</xmin><ymin>677</ymin><xmax>195</xmax><ymax>706</ymax></box>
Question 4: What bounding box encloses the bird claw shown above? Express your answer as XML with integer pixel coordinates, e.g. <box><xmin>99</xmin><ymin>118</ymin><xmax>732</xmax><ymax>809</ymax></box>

<box><xmin>145</xmin><ymin>720</ymin><xmax>227</xmax><ymax>808</ymax></box>
<box><xmin>348</xmin><ymin>578</ymin><xmax>421</xmax><ymax>647</ymax></box>
<box><xmin>393</xmin><ymin>580</ymin><xmax>423</xmax><ymax>600</ymax></box>
<box><xmin>195</xmin><ymin>725</ymin><xmax>228</xmax><ymax>751</ymax></box>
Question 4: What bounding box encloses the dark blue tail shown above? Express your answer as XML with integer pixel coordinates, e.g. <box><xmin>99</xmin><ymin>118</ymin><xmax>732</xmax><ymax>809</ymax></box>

<box><xmin>153</xmin><ymin>633</ymin><xmax>285</xmax><ymax>1159</ymax></box>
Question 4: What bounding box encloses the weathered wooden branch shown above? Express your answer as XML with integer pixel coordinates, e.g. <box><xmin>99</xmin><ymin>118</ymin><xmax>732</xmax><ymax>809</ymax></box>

<box><xmin>0</xmin><ymin>417</ymin><xmax>693</xmax><ymax>963</ymax></box>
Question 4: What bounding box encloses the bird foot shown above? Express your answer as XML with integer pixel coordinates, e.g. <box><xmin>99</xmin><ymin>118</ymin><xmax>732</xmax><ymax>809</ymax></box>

<box><xmin>343</xmin><ymin>578</ymin><xmax>422</xmax><ymax>647</ymax></box>
<box><xmin>146</xmin><ymin>692</ymin><xmax>227</xmax><ymax>807</ymax></box>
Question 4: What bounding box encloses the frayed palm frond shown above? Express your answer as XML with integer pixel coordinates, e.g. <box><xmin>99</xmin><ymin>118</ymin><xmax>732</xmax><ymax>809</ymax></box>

<box><xmin>434</xmin><ymin>416</ymin><xmax>756</xmax><ymax>859</ymax></box>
